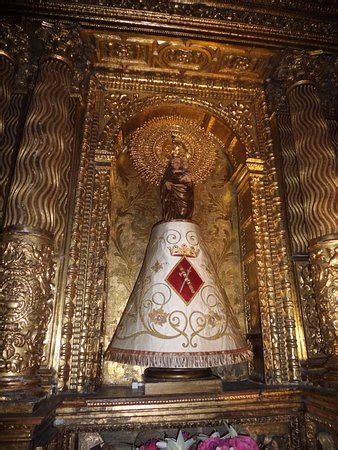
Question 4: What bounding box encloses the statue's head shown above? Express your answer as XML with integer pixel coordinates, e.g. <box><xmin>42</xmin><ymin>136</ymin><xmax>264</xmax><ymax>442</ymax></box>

<box><xmin>181</xmin><ymin>155</ymin><xmax>190</xmax><ymax>171</ymax></box>
<box><xmin>170</xmin><ymin>156</ymin><xmax>182</xmax><ymax>170</ymax></box>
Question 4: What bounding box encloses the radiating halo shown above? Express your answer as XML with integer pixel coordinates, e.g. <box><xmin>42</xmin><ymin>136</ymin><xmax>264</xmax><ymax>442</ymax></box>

<box><xmin>129</xmin><ymin>116</ymin><xmax>219</xmax><ymax>185</ymax></box>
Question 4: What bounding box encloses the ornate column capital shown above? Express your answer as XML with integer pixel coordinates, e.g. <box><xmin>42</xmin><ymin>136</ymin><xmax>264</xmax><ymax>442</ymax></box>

<box><xmin>0</xmin><ymin>21</ymin><xmax>32</xmax><ymax>92</ymax></box>
<box><xmin>0</xmin><ymin>21</ymin><xmax>29</xmax><ymax>66</ymax></box>
<box><xmin>274</xmin><ymin>50</ymin><xmax>335</xmax><ymax>93</ymax></box>
<box><xmin>0</xmin><ymin>21</ymin><xmax>30</xmax><ymax>136</ymax></box>
<box><xmin>37</xmin><ymin>21</ymin><xmax>93</xmax><ymax>96</ymax></box>
<box><xmin>264</xmin><ymin>80</ymin><xmax>289</xmax><ymax>115</ymax></box>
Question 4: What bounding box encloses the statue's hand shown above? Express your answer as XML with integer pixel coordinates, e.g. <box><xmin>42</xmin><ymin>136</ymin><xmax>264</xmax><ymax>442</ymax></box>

<box><xmin>165</xmin><ymin>181</ymin><xmax>173</xmax><ymax>190</ymax></box>
<box><xmin>180</xmin><ymin>174</ymin><xmax>192</xmax><ymax>184</ymax></box>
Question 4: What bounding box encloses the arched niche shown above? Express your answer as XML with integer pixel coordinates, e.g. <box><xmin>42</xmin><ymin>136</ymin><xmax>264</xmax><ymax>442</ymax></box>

<box><xmin>102</xmin><ymin>102</ymin><xmax>261</xmax><ymax>385</ymax></box>
<box><xmin>59</xmin><ymin>84</ymin><xmax>300</xmax><ymax>392</ymax></box>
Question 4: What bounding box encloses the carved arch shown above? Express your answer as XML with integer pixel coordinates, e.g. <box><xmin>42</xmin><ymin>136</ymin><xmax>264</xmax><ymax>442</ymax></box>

<box><xmin>97</xmin><ymin>94</ymin><xmax>257</xmax><ymax>167</ymax></box>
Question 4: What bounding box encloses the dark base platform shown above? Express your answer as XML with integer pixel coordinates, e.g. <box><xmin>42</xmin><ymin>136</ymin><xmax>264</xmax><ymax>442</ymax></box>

<box><xmin>144</xmin><ymin>367</ymin><xmax>213</xmax><ymax>380</ymax></box>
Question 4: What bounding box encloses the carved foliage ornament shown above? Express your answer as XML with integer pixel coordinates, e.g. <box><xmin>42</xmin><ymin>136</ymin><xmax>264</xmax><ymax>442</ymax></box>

<box><xmin>310</xmin><ymin>239</ymin><xmax>337</xmax><ymax>358</ymax></box>
<box><xmin>129</xmin><ymin>115</ymin><xmax>219</xmax><ymax>185</ymax></box>
<box><xmin>93</xmin><ymin>33</ymin><xmax>275</xmax><ymax>82</ymax></box>
<box><xmin>0</xmin><ymin>235</ymin><xmax>55</xmax><ymax>373</ymax></box>
<box><xmin>38</xmin><ymin>21</ymin><xmax>93</xmax><ymax>94</ymax></box>
<box><xmin>275</xmin><ymin>50</ymin><xmax>336</xmax><ymax>88</ymax></box>
<box><xmin>0</xmin><ymin>21</ymin><xmax>29</xmax><ymax>64</ymax></box>
<box><xmin>295</xmin><ymin>262</ymin><xmax>324</xmax><ymax>358</ymax></box>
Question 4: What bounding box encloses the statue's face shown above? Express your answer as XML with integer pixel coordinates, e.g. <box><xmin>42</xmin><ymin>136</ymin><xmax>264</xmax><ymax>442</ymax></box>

<box><xmin>182</xmin><ymin>157</ymin><xmax>189</xmax><ymax>170</ymax></box>
<box><xmin>171</xmin><ymin>157</ymin><xmax>182</xmax><ymax>170</ymax></box>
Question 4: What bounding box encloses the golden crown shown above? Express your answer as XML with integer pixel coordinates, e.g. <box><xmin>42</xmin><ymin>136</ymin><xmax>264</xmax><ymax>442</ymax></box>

<box><xmin>168</xmin><ymin>244</ymin><xmax>199</xmax><ymax>258</ymax></box>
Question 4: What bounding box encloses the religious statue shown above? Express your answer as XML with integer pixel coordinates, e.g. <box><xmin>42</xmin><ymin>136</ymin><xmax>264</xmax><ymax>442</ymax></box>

<box><xmin>160</xmin><ymin>151</ymin><xmax>194</xmax><ymax>220</ymax></box>
<box><xmin>105</xmin><ymin>121</ymin><xmax>251</xmax><ymax>379</ymax></box>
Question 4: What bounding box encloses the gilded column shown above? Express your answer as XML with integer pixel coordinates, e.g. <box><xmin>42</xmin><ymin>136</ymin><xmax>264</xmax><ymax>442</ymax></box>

<box><xmin>0</xmin><ymin>24</ymin><xmax>17</xmax><ymax>136</ymax></box>
<box><xmin>232</xmin><ymin>161</ymin><xmax>281</xmax><ymax>384</ymax></box>
<box><xmin>279</xmin><ymin>51</ymin><xmax>337</xmax><ymax>385</ymax></box>
<box><xmin>0</xmin><ymin>22</ymin><xmax>29</xmax><ymax>226</ymax></box>
<box><xmin>0</xmin><ymin>22</ymin><xmax>83</xmax><ymax>399</ymax></box>
<box><xmin>265</xmin><ymin>81</ymin><xmax>324</xmax><ymax>381</ymax></box>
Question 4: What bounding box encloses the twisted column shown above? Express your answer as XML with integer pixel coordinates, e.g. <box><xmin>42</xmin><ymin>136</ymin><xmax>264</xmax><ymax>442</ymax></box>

<box><xmin>287</xmin><ymin>82</ymin><xmax>336</xmax><ymax>240</ymax></box>
<box><xmin>0</xmin><ymin>22</ymin><xmax>29</xmax><ymax>227</ymax></box>
<box><xmin>266</xmin><ymin>82</ymin><xmax>325</xmax><ymax>381</ymax></box>
<box><xmin>0</xmin><ymin>51</ymin><xmax>16</xmax><ymax>136</ymax></box>
<box><xmin>0</xmin><ymin>22</ymin><xmax>83</xmax><ymax>399</ymax></box>
<box><xmin>279</xmin><ymin>51</ymin><xmax>337</xmax><ymax>385</ymax></box>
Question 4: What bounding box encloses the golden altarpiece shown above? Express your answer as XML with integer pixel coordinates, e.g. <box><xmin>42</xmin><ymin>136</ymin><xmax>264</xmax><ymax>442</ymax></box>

<box><xmin>0</xmin><ymin>1</ymin><xmax>336</xmax><ymax>448</ymax></box>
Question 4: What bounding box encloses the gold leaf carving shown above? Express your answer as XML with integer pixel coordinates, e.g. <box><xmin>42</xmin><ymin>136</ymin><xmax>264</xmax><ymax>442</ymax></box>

<box><xmin>0</xmin><ymin>233</ymin><xmax>54</xmax><ymax>374</ymax></box>
<box><xmin>288</xmin><ymin>83</ymin><xmax>336</xmax><ymax>240</ymax></box>
<box><xmin>4</xmin><ymin>57</ymin><xmax>73</xmax><ymax>246</ymax></box>
<box><xmin>0</xmin><ymin>94</ymin><xmax>25</xmax><ymax>227</ymax></box>
<box><xmin>310</xmin><ymin>238</ymin><xmax>338</xmax><ymax>359</ymax></box>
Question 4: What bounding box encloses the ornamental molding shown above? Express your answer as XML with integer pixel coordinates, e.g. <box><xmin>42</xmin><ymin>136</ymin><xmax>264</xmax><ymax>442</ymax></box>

<box><xmin>274</xmin><ymin>49</ymin><xmax>336</xmax><ymax>89</ymax></box>
<box><xmin>3</xmin><ymin>1</ymin><xmax>337</xmax><ymax>51</ymax></box>
<box><xmin>85</xmin><ymin>31</ymin><xmax>277</xmax><ymax>83</ymax></box>
<box><xmin>0</xmin><ymin>232</ymin><xmax>55</xmax><ymax>375</ymax></box>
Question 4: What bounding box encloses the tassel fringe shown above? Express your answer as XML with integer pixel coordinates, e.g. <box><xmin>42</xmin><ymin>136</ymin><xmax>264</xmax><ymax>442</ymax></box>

<box><xmin>105</xmin><ymin>347</ymin><xmax>252</xmax><ymax>368</ymax></box>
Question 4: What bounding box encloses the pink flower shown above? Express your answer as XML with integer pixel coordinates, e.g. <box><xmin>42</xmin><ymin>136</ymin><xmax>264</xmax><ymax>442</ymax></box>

<box><xmin>198</xmin><ymin>438</ymin><xmax>230</xmax><ymax>450</ymax></box>
<box><xmin>228</xmin><ymin>436</ymin><xmax>259</xmax><ymax>450</ymax></box>
<box><xmin>140</xmin><ymin>438</ymin><xmax>159</xmax><ymax>450</ymax></box>
<box><xmin>182</xmin><ymin>431</ymin><xmax>192</xmax><ymax>441</ymax></box>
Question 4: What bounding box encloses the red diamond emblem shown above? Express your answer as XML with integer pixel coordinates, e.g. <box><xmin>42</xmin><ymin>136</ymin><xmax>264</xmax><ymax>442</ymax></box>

<box><xmin>166</xmin><ymin>257</ymin><xmax>204</xmax><ymax>304</ymax></box>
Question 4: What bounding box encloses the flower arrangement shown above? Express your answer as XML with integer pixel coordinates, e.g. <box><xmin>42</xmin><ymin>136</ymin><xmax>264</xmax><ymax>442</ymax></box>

<box><xmin>138</xmin><ymin>426</ymin><xmax>259</xmax><ymax>450</ymax></box>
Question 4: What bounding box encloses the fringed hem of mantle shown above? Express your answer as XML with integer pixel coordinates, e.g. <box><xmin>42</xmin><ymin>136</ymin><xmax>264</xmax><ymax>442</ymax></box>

<box><xmin>105</xmin><ymin>347</ymin><xmax>252</xmax><ymax>368</ymax></box>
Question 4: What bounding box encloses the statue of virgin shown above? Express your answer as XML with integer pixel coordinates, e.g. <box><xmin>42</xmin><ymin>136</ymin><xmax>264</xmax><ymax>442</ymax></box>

<box><xmin>160</xmin><ymin>155</ymin><xmax>194</xmax><ymax>220</ymax></box>
<box><xmin>105</xmin><ymin>131</ymin><xmax>251</xmax><ymax>379</ymax></box>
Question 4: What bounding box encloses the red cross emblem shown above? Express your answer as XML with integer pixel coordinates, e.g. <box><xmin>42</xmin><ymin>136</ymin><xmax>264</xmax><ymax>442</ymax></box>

<box><xmin>166</xmin><ymin>257</ymin><xmax>204</xmax><ymax>304</ymax></box>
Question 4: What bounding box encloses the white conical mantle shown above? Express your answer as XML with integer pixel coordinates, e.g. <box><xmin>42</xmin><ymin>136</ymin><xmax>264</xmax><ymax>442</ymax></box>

<box><xmin>105</xmin><ymin>220</ymin><xmax>252</xmax><ymax>368</ymax></box>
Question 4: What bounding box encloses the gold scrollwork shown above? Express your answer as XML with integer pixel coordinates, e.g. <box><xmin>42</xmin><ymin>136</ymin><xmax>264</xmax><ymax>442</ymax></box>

<box><xmin>309</xmin><ymin>238</ymin><xmax>337</xmax><ymax>360</ymax></box>
<box><xmin>0</xmin><ymin>233</ymin><xmax>55</xmax><ymax>376</ymax></box>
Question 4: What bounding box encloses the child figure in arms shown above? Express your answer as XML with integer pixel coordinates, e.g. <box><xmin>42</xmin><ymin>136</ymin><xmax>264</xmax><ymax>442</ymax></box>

<box><xmin>160</xmin><ymin>148</ymin><xmax>194</xmax><ymax>221</ymax></box>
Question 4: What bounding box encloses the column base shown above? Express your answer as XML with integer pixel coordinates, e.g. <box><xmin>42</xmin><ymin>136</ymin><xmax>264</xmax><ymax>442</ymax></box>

<box><xmin>323</xmin><ymin>356</ymin><xmax>338</xmax><ymax>388</ymax></box>
<box><xmin>0</xmin><ymin>229</ymin><xmax>54</xmax><ymax>403</ymax></box>
<box><xmin>301</xmin><ymin>356</ymin><xmax>328</xmax><ymax>385</ymax></box>
<box><xmin>0</xmin><ymin>374</ymin><xmax>45</xmax><ymax>404</ymax></box>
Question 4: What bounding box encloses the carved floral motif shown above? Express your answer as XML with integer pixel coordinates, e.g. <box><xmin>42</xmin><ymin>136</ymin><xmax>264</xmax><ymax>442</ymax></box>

<box><xmin>295</xmin><ymin>261</ymin><xmax>324</xmax><ymax>358</ymax></box>
<box><xmin>310</xmin><ymin>239</ymin><xmax>337</xmax><ymax>359</ymax></box>
<box><xmin>0</xmin><ymin>235</ymin><xmax>55</xmax><ymax>374</ymax></box>
<box><xmin>276</xmin><ymin>50</ymin><xmax>335</xmax><ymax>89</ymax></box>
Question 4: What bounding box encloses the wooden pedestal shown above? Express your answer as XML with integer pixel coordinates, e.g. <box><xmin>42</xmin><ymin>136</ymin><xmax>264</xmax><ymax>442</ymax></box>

<box><xmin>145</xmin><ymin>376</ymin><xmax>223</xmax><ymax>395</ymax></box>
